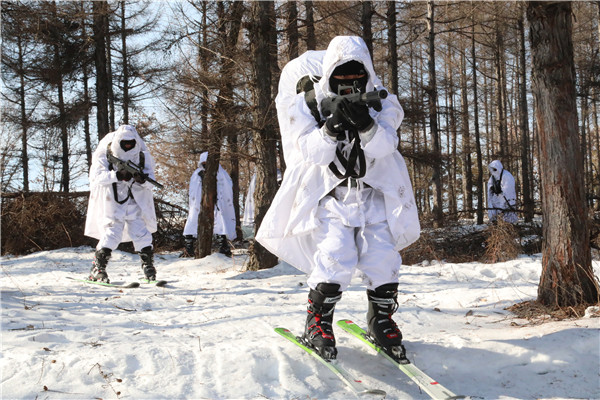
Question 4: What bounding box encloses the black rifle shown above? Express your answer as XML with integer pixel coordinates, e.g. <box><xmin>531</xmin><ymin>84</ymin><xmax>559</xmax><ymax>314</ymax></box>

<box><xmin>320</xmin><ymin>88</ymin><xmax>388</xmax><ymax>118</ymax></box>
<box><xmin>107</xmin><ymin>152</ymin><xmax>163</xmax><ymax>189</ymax></box>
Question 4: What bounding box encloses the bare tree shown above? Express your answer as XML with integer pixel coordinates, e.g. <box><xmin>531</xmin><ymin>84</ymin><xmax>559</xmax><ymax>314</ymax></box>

<box><xmin>197</xmin><ymin>1</ymin><xmax>245</xmax><ymax>258</ymax></box>
<box><xmin>93</xmin><ymin>0</ymin><xmax>110</xmax><ymax>139</ymax></box>
<box><xmin>426</xmin><ymin>0</ymin><xmax>444</xmax><ymax>227</ymax></box>
<box><xmin>1</xmin><ymin>1</ymin><xmax>36</xmax><ymax>192</ymax></box>
<box><xmin>528</xmin><ymin>1</ymin><xmax>598</xmax><ymax>307</ymax></box>
<box><xmin>517</xmin><ymin>8</ymin><xmax>533</xmax><ymax>222</ymax></box>
<box><xmin>247</xmin><ymin>0</ymin><xmax>279</xmax><ymax>271</ymax></box>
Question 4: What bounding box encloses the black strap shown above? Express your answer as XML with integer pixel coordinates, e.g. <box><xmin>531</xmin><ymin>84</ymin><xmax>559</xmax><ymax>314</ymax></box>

<box><xmin>106</xmin><ymin>143</ymin><xmax>145</xmax><ymax>204</ymax></box>
<box><xmin>327</xmin><ymin>130</ymin><xmax>366</xmax><ymax>180</ymax></box>
<box><xmin>300</xmin><ymin>79</ymin><xmax>366</xmax><ymax>182</ymax></box>
<box><xmin>491</xmin><ymin>169</ymin><xmax>504</xmax><ymax>195</ymax></box>
<box><xmin>304</xmin><ymin>89</ymin><xmax>324</xmax><ymax>128</ymax></box>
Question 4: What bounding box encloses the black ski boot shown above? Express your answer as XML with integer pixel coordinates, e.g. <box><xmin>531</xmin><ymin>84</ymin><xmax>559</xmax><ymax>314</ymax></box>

<box><xmin>302</xmin><ymin>282</ymin><xmax>342</xmax><ymax>360</ymax></box>
<box><xmin>180</xmin><ymin>235</ymin><xmax>195</xmax><ymax>258</ymax></box>
<box><xmin>140</xmin><ymin>246</ymin><xmax>156</xmax><ymax>281</ymax></box>
<box><xmin>367</xmin><ymin>283</ymin><xmax>408</xmax><ymax>363</ymax></box>
<box><xmin>89</xmin><ymin>248</ymin><xmax>111</xmax><ymax>283</ymax></box>
<box><xmin>218</xmin><ymin>234</ymin><xmax>232</xmax><ymax>257</ymax></box>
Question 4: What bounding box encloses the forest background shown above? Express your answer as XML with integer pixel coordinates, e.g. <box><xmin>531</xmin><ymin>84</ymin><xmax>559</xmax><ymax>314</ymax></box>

<box><xmin>1</xmin><ymin>2</ymin><xmax>599</xmax><ymax>306</ymax></box>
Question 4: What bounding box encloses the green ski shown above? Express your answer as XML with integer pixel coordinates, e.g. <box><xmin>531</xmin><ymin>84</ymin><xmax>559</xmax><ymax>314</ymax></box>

<box><xmin>139</xmin><ymin>278</ymin><xmax>168</xmax><ymax>287</ymax></box>
<box><xmin>67</xmin><ymin>276</ymin><xmax>140</xmax><ymax>288</ymax></box>
<box><xmin>337</xmin><ymin>319</ymin><xmax>465</xmax><ymax>400</ymax></box>
<box><xmin>275</xmin><ymin>327</ymin><xmax>386</xmax><ymax>398</ymax></box>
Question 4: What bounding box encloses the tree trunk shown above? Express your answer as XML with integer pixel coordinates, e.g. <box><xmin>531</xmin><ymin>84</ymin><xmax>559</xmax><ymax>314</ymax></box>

<box><xmin>386</xmin><ymin>1</ymin><xmax>398</xmax><ymax>96</ymax></box>
<box><xmin>445</xmin><ymin>43</ymin><xmax>457</xmax><ymax>217</ymax></box>
<box><xmin>361</xmin><ymin>1</ymin><xmax>373</xmax><ymax>58</ymax></box>
<box><xmin>198</xmin><ymin>1</ymin><xmax>245</xmax><ymax>258</ymax></box>
<box><xmin>471</xmin><ymin>16</ymin><xmax>484</xmax><ymax>225</ymax></box>
<box><xmin>494</xmin><ymin>28</ymin><xmax>506</xmax><ymax>160</ymax></box>
<box><xmin>427</xmin><ymin>0</ymin><xmax>443</xmax><ymax>227</ymax></box>
<box><xmin>120</xmin><ymin>2</ymin><xmax>130</xmax><ymax>124</ymax></box>
<box><xmin>518</xmin><ymin>12</ymin><xmax>534</xmax><ymax>222</ymax></box>
<box><xmin>93</xmin><ymin>0</ymin><xmax>110</xmax><ymax>139</ymax></box>
<box><xmin>51</xmin><ymin>2</ymin><xmax>69</xmax><ymax>193</ymax></box>
<box><xmin>80</xmin><ymin>2</ymin><xmax>92</xmax><ymax>169</ymax></box>
<box><xmin>17</xmin><ymin>35</ymin><xmax>29</xmax><ymax>192</ymax></box>
<box><xmin>247</xmin><ymin>0</ymin><xmax>279</xmax><ymax>271</ymax></box>
<box><xmin>286</xmin><ymin>1</ymin><xmax>298</xmax><ymax>61</ymax></box>
<box><xmin>528</xmin><ymin>1</ymin><xmax>598</xmax><ymax>307</ymax></box>
<box><xmin>460</xmin><ymin>49</ymin><xmax>472</xmax><ymax>216</ymax></box>
<box><xmin>304</xmin><ymin>1</ymin><xmax>316</xmax><ymax>51</ymax></box>
<box><xmin>106</xmin><ymin>12</ymin><xmax>115</xmax><ymax>132</ymax></box>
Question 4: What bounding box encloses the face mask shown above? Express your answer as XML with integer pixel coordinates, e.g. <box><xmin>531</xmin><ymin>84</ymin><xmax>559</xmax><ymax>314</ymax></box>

<box><xmin>120</xmin><ymin>139</ymin><xmax>136</xmax><ymax>152</ymax></box>
<box><xmin>329</xmin><ymin>60</ymin><xmax>368</xmax><ymax>95</ymax></box>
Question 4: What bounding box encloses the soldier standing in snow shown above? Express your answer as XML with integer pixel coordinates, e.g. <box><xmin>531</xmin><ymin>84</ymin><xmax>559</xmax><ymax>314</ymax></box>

<box><xmin>84</xmin><ymin>125</ymin><xmax>158</xmax><ymax>283</ymax></box>
<box><xmin>487</xmin><ymin>160</ymin><xmax>518</xmax><ymax>224</ymax></box>
<box><xmin>182</xmin><ymin>152</ymin><xmax>236</xmax><ymax>258</ymax></box>
<box><xmin>257</xmin><ymin>36</ymin><xmax>420</xmax><ymax>361</ymax></box>
<box><xmin>242</xmin><ymin>170</ymin><xmax>281</xmax><ymax>229</ymax></box>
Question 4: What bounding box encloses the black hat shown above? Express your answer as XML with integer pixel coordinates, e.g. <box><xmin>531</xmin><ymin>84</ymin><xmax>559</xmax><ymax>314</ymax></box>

<box><xmin>329</xmin><ymin>60</ymin><xmax>368</xmax><ymax>95</ymax></box>
<box><xmin>331</xmin><ymin>60</ymin><xmax>366</xmax><ymax>77</ymax></box>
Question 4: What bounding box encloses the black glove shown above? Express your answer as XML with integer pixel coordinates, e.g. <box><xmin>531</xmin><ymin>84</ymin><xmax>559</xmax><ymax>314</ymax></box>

<box><xmin>116</xmin><ymin>170</ymin><xmax>133</xmax><ymax>181</ymax></box>
<box><xmin>133</xmin><ymin>172</ymin><xmax>146</xmax><ymax>184</ymax></box>
<box><xmin>340</xmin><ymin>101</ymin><xmax>373</xmax><ymax>131</ymax></box>
<box><xmin>325</xmin><ymin>99</ymin><xmax>353</xmax><ymax>139</ymax></box>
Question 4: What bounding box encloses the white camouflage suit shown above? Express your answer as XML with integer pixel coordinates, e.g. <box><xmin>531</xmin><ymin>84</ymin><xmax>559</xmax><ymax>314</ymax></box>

<box><xmin>487</xmin><ymin>159</ymin><xmax>518</xmax><ymax>223</ymax></box>
<box><xmin>84</xmin><ymin>125</ymin><xmax>157</xmax><ymax>251</ymax></box>
<box><xmin>257</xmin><ymin>36</ymin><xmax>420</xmax><ymax>291</ymax></box>
<box><xmin>183</xmin><ymin>152</ymin><xmax>237</xmax><ymax>240</ymax></box>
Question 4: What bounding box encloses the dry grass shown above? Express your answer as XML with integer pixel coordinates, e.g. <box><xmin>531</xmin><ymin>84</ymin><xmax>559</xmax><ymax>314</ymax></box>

<box><xmin>482</xmin><ymin>217</ymin><xmax>522</xmax><ymax>263</ymax></box>
<box><xmin>506</xmin><ymin>300</ymin><xmax>596</xmax><ymax>324</ymax></box>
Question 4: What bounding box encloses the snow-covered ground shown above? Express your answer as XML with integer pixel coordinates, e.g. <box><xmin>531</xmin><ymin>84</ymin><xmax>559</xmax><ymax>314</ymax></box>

<box><xmin>1</xmin><ymin>247</ymin><xmax>599</xmax><ymax>399</ymax></box>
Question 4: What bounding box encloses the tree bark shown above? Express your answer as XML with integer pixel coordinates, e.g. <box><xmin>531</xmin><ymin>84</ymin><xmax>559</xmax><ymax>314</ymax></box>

<box><xmin>247</xmin><ymin>0</ymin><xmax>279</xmax><ymax>271</ymax></box>
<box><xmin>386</xmin><ymin>1</ymin><xmax>398</xmax><ymax>96</ymax></box>
<box><xmin>304</xmin><ymin>1</ymin><xmax>316</xmax><ymax>51</ymax></box>
<box><xmin>17</xmin><ymin>35</ymin><xmax>30</xmax><ymax>192</ymax></box>
<box><xmin>361</xmin><ymin>1</ymin><xmax>373</xmax><ymax>58</ymax></box>
<box><xmin>427</xmin><ymin>0</ymin><xmax>443</xmax><ymax>227</ymax></box>
<box><xmin>460</xmin><ymin>49</ymin><xmax>472</xmax><ymax>217</ymax></box>
<box><xmin>197</xmin><ymin>1</ymin><xmax>244</xmax><ymax>258</ymax></box>
<box><xmin>518</xmin><ymin>11</ymin><xmax>533</xmax><ymax>222</ymax></box>
<box><xmin>93</xmin><ymin>0</ymin><xmax>110</xmax><ymax>139</ymax></box>
<box><xmin>471</xmin><ymin>15</ymin><xmax>484</xmax><ymax>225</ymax></box>
<box><xmin>528</xmin><ymin>1</ymin><xmax>598</xmax><ymax>307</ymax></box>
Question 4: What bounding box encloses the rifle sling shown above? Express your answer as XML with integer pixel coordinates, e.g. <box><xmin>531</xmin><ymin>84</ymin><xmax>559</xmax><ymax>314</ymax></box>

<box><xmin>106</xmin><ymin>143</ymin><xmax>145</xmax><ymax>204</ymax></box>
<box><xmin>328</xmin><ymin>130</ymin><xmax>366</xmax><ymax>180</ymax></box>
<box><xmin>302</xmin><ymin>89</ymin><xmax>366</xmax><ymax>181</ymax></box>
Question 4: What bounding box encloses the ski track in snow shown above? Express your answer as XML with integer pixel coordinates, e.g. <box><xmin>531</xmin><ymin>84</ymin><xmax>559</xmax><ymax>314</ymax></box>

<box><xmin>1</xmin><ymin>246</ymin><xmax>599</xmax><ymax>399</ymax></box>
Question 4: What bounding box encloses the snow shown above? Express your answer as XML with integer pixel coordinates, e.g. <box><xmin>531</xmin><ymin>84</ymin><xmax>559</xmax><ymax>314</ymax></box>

<box><xmin>1</xmin><ymin>247</ymin><xmax>599</xmax><ymax>399</ymax></box>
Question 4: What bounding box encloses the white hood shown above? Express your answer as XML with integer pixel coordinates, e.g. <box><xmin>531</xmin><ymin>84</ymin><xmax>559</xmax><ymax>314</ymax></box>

<box><xmin>317</xmin><ymin>36</ymin><xmax>382</xmax><ymax>100</ymax></box>
<box><xmin>198</xmin><ymin>152</ymin><xmax>208</xmax><ymax>169</ymax></box>
<box><xmin>110</xmin><ymin>125</ymin><xmax>142</xmax><ymax>162</ymax></box>
<box><xmin>488</xmin><ymin>160</ymin><xmax>503</xmax><ymax>180</ymax></box>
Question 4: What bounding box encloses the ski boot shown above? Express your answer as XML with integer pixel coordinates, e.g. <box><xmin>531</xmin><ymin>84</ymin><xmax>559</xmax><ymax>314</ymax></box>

<box><xmin>218</xmin><ymin>234</ymin><xmax>232</xmax><ymax>258</ymax></box>
<box><xmin>89</xmin><ymin>248</ymin><xmax>111</xmax><ymax>283</ymax></box>
<box><xmin>366</xmin><ymin>283</ymin><xmax>408</xmax><ymax>363</ymax></box>
<box><xmin>180</xmin><ymin>235</ymin><xmax>195</xmax><ymax>258</ymax></box>
<box><xmin>140</xmin><ymin>246</ymin><xmax>156</xmax><ymax>281</ymax></box>
<box><xmin>302</xmin><ymin>282</ymin><xmax>342</xmax><ymax>360</ymax></box>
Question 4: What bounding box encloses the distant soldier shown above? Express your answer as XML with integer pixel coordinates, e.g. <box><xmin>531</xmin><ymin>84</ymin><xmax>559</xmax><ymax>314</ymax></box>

<box><xmin>487</xmin><ymin>160</ymin><xmax>517</xmax><ymax>224</ymax></box>
<box><xmin>182</xmin><ymin>152</ymin><xmax>236</xmax><ymax>257</ymax></box>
